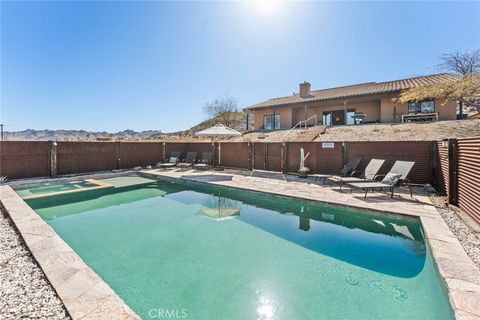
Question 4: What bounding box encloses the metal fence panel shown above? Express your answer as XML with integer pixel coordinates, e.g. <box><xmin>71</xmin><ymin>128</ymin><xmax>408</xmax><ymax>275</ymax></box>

<box><xmin>457</xmin><ymin>137</ymin><xmax>480</xmax><ymax>223</ymax></box>
<box><xmin>57</xmin><ymin>142</ymin><xmax>117</xmax><ymax>175</ymax></box>
<box><xmin>0</xmin><ymin>141</ymin><xmax>50</xmax><ymax>179</ymax></box>
<box><xmin>120</xmin><ymin>142</ymin><xmax>162</xmax><ymax>169</ymax></box>
<box><xmin>437</xmin><ymin>140</ymin><xmax>449</xmax><ymax>195</ymax></box>
<box><xmin>219</xmin><ymin>142</ymin><xmax>249</xmax><ymax>169</ymax></box>
<box><xmin>347</xmin><ymin>141</ymin><xmax>433</xmax><ymax>184</ymax></box>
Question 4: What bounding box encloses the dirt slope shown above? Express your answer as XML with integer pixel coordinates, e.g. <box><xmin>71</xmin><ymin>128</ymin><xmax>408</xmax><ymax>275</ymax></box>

<box><xmin>313</xmin><ymin>120</ymin><xmax>480</xmax><ymax>141</ymax></box>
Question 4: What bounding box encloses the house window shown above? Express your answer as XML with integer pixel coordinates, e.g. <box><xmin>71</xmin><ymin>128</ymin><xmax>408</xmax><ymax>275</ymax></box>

<box><xmin>322</xmin><ymin>112</ymin><xmax>332</xmax><ymax>126</ymax></box>
<box><xmin>420</xmin><ymin>101</ymin><xmax>435</xmax><ymax>113</ymax></box>
<box><xmin>346</xmin><ymin>109</ymin><xmax>356</xmax><ymax>125</ymax></box>
<box><xmin>264</xmin><ymin>114</ymin><xmax>280</xmax><ymax>130</ymax></box>
<box><xmin>408</xmin><ymin>99</ymin><xmax>435</xmax><ymax>114</ymax></box>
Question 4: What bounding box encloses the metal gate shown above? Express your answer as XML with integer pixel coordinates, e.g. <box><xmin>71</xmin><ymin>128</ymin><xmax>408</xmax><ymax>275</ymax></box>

<box><xmin>253</xmin><ymin>143</ymin><xmax>283</xmax><ymax>172</ymax></box>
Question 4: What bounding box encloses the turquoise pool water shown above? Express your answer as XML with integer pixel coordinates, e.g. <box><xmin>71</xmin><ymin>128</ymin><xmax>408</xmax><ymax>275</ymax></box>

<box><xmin>26</xmin><ymin>178</ymin><xmax>454</xmax><ymax>320</ymax></box>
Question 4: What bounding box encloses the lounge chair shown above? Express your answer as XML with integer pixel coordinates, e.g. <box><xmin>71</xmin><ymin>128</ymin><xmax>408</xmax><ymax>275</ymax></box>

<box><xmin>312</xmin><ymin>157</ymin><xmax>361</xmax><ymax>184</ymax></box>
<box><xmin>158</xmin><ymin>152</ymin><xmax>180</xmax><ymax>169</ymax></box>
<box><xmin>177</xmin><ymin>152</ymin><xmax>197</xmax><ymax>169</ymax></box>
<box><xmin>347</xmin><ymin>161</ymin><xmax>415</xmax><ymax>198</ymax></box>
<box><xmin>328</xmin><ymin>158</ymin><xmax>386</xmax><ymax>190</ymax></box>
<box><xmin>193</xmin><ymin>152</ymin><xmax>213</xmax><ymax>170</ymax></box>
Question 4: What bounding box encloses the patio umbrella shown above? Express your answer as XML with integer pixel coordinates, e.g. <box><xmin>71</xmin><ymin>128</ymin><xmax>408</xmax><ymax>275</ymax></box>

<box><xmin>195</xmin><ymin>124</ymin><xmax>242</xmax><ymax>218</ymax></box>
<box><xmin>195</xmin><ymin>124</ymin><xmax>242</xmax><ymax>137</ymax></box>
<box><xmin>195</xmin><ymin>124</ymin><xmax>242</xmax><ymax>165</ymax></box>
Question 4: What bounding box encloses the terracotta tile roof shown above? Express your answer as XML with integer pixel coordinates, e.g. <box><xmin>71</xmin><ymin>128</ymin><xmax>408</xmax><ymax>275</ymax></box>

<box><xmin>246</xmin><ymin>73</ymin><xmax>458</xmax><ymax>110</ymax></box>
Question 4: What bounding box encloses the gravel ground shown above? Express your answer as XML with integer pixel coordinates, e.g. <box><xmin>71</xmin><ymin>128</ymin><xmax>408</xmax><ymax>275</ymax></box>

<box><xmin>430</xmin><ymin>196</ymin><xmax>480</xmax><ymax>269</ymax></box>
<box><xmin>0</xmin><ymin>207</ymin><xmax>70</xmax><ymax>320</ymax></box>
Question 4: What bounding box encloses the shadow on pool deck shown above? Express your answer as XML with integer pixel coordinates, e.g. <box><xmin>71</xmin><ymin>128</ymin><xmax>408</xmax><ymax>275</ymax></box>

<box><xmin>181</xmin><ymin>174</ymin><xmax>234</xmax><ymax>182</ymax></box>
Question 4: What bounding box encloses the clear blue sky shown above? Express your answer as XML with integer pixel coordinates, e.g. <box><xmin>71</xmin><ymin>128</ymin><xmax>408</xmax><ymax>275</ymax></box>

<box><xmin>1</xmin><ymin>1</ymin><xmax>479</xmax><ymax>132</ymax></box>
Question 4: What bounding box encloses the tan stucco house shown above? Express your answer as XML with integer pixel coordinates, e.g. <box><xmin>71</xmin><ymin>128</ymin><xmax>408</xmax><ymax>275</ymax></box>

<box><xmin>245</xmin><ymin>73</ymin><xmax>458</xmax><ymax>130</ymax></box>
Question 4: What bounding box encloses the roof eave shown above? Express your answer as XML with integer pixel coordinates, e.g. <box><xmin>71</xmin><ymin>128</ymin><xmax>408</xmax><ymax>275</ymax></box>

<box><xmin>245</xmin><ymin>90</ymin><xmax>403</xmax><ymax>111</ymax></box>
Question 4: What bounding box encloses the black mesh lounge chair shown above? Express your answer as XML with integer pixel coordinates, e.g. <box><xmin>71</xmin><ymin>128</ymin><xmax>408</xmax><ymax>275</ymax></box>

<box><xmin>159</xmin><ymin>152</ymin><xmax>180</xmax><ymax>169</ymax></box>
<box><xmin>328</xmin><ymin>158</ymin><xmax>386</xmax><ymax>190</ymax></box>
<box><xmin>193</xmin><ymin>152</ymin><xmax>213</xmax><ymax>170</ymax></box>
<box><xmin>348</xmin><ymin>161</ymin><xmax>415</xmax><ymax>198</ymax></box>
<box><xmin>177</xmin><ymin>152</ymin><xmax>197</xmax><ymax>169</ymax></box>
<box><xmin>313</xmin><ymin>157</ymin><xmax>361</xmax><ymax>184</ymax></box>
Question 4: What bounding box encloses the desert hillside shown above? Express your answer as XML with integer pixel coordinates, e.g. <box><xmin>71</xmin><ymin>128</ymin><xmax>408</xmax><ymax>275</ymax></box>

<box><xmin>171</xmin><ymin>112</ymin><xmax>248</xmax><ymax>137</ymax></box>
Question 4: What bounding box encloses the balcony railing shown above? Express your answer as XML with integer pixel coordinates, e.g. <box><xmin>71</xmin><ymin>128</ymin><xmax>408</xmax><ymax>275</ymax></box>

<box><xmin>401</xmin><ymin>112</ymin><xmax>439</xmax><ymax>123</ymax></box>
<box><xmin>282</xmin><ymin>115</ymin><xmax>318</xmax><ymax>141</ymax></box>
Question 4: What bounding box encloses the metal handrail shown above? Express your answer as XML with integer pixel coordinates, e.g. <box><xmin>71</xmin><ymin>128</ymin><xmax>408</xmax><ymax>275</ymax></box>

<box><xmin>282</xmin><ymin>115</ymin><xmax>318</xmax><ymax>141</ymax></box>
<box><xmin>304</xmin><ymin>115</ymin><xmax>318</xmax><ymax>129</ymax></box>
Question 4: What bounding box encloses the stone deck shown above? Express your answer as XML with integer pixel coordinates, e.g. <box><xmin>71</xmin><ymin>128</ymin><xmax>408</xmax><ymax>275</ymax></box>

<box><xmin>141</xmin><ymin>168</ymin><xmax>480</xmax><ymax>320</ymax></box>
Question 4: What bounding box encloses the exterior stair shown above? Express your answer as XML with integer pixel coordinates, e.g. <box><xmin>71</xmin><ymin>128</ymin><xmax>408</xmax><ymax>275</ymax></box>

<box><xmin>290</xmin><ymin>125</ymin><xmax>326</xmax><ymax>142</ymax></box>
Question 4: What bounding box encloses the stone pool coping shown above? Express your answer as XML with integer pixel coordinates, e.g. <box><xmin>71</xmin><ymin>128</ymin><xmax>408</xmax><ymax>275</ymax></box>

<box><xmin>1</xmin><ymin>169</ymin><xmax>479</xmax><ymax>320</ymax></box>
<box><xmin>141</xmin><ymin>169</ymin><xmax>480</xmax><ymax>320</ymax></box>
<box><xmin>0</xmin><ymin>185</ymin><xmax>139</xmax><ymax>320</ymax></box>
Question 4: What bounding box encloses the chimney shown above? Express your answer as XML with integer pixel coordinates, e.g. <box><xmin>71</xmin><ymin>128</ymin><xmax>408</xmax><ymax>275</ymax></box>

<box><xmin>299</xmin><ymin>81</ymin><xmax>311</xmax><ymax>98</ymax></box>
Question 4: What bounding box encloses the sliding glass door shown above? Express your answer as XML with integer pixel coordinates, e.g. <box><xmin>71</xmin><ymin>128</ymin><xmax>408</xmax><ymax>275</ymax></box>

<box><xmin>322</xmin><ymin>109</ymin><xmax>355</xmax><ymax>125</ymax></box>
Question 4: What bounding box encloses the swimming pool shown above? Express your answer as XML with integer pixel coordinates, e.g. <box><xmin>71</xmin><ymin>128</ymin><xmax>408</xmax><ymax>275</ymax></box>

<box><xmin>24</xmin><ymin>177</ymin><xmax>454</xmax><ymax>320</ymax></box>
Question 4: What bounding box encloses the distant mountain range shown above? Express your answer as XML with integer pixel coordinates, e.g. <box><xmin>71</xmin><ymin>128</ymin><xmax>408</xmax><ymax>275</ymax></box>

<box><xmin>3</xmin><ymin>129</ymin><xmax>166</xmax><ymax>141</ymax></box>
<box><xmin>3</xmin><ymin>112</ymin><xmax>249</xmax><ymax>141</ymax></box>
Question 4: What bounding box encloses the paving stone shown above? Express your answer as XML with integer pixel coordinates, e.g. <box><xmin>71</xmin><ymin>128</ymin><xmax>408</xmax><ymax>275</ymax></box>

<box><xmin>436</xmin><ymin>257</ymin><xmax>480</xmax><ymax>283</ymax></box>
